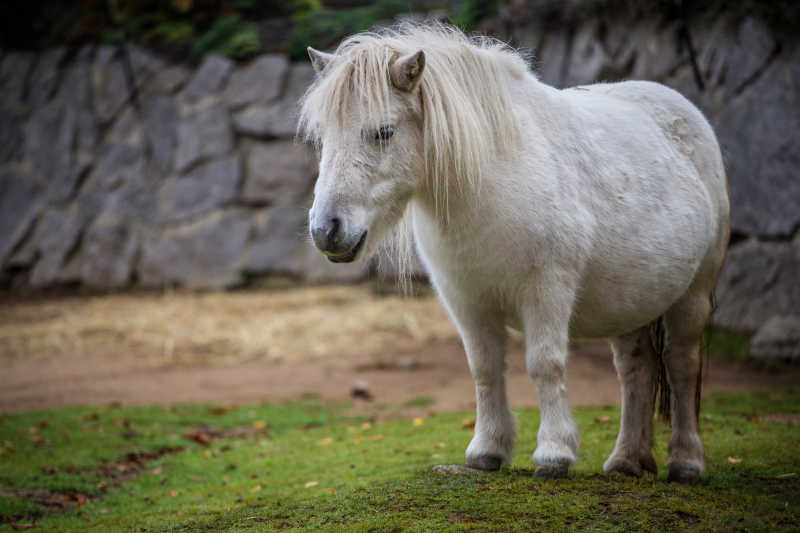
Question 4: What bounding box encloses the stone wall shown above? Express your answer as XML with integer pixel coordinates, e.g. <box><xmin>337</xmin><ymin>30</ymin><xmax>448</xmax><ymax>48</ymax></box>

<box><xmin>0</xmin><ymin>45</ymin><xmax>368</xmax><ymax>291</ymax></box>
<box><xmin>1</xmin><ymin>11</ymin><xmax>798</xmax><ymax>332</ymax></box>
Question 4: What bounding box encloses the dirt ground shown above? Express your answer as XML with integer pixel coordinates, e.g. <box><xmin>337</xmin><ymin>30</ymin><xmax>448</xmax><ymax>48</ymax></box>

<box><xmin>2</xmin><ymin>285</ymin><xmax>798</xmax><ymax>416</ymax></box>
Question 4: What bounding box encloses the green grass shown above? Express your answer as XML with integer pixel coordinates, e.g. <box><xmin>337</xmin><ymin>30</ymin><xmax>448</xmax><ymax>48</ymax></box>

<box><xmin>403</xmin><ymin>396</ymin><xmax>436</xmax><ymax>408</ymax></box>
<box><xmin>1</xmin><ymin>389</ymin><xmax>798</xmax><ymax>531</ymax></box>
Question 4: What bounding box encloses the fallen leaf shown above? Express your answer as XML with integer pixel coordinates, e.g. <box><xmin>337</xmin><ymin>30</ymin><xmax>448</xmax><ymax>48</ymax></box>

<box><xmin>462</xmin><ymin>419</ymin><xmax>476</xmax><ymax>430</ymax></box>
<box><xmin>594</xmin><ymin>416</ymin><xmax>611</xmax><ymax>424</ymax></box>
<box><xmin>84</xmin><ymin>413</ymin><xmax>99</xmax><ymax>421</ymax></box>
<box><xmin>10</xmin><ymin>524</ymin><xmax>34</xmax><ymax>531</ymax></box>
<box><xmin>190</xmin><ymin>476</ymin><xmax>205</xmax><ymax>482</ymax></box>
<box><xmin>413</xmin><ymin>418</ymin><xmax>425</xmax><ymax>426</ymax></box>
<box><xmin>151</xmin><ymin>466</ymin><xmax>164</xmax><ymax>475</ymax></box>
<box><xmin>368</xmin><ymin>434</ymin><xmax>384</xmax><ymax>441</ymax></box>
<box><xmin>170</xmin><ymin>490</ymin><xmax>179</xmax><ymax>497</ymax></box>
<box><xmin>325</xmin><ymin>487</ymin><xmax>336</xmax><ymax>494</ymax></box>
<box><xmin>96</xmin><ymin>481</ymin><xmax>107</xmax><ymax>489</ymax></box>
<box><xmin>99</xmin><ymin>508</ymin><xmax>109</xmax><ymax>514</ymax></box>
<box><xmin>317</xmin><ymin>437</ymin><xmax>333</xmax><ymax>446</ymax></box>
<box><xmin>209</xmin><ymin>407</ymin><xmax>228</xmax><ymax>415</ymax></box>
<box><xmin>727</xmin><ymin>457</ymin><xmax>742</xmax><ymax>464</ymax></box>
<box><xmin>360</xmin><ymin>422</ymin><xmax>372</xmax><ymax>431</ymax></box>
<box><xmin>252</xmin><ymin>420</ymin><xmax>266</xmax><ymax>429</ymax></box>
<box><xmin>431</xmin><ymin>453</ymin><xmax>441</xmax><ymax>458</ymax></box>
<box><xmin>353</xmin><ymin>435</ymin><xmax>364</xmax><ymax>443</ymax></box>
<box><xmin>304</xmin><ymin>481</ymin><xmax>318</xmax><ymax>488</ymax></box>
<box><xmin>29</xmin><ymin>434</ymin><xmax>49</xmax><ymax>445</ymax></box>
<box><xmin>184</xmin><ymin>431</ymin><xmax>212</xmax><ymax>446</ymax></box>
<box><xmin>0</xmin><ymin>440</ymin><xmax>16</xmax><ymax>455</ymax></box>
<box><xmin>250</xmin><ymin>485</ymin><xmax>261</xmax><ymax>492</ymax></box>
<box><xmin>435</xmin><ymin>442</ymin><xmax>446</xmax><ymax>448</ymax></box>
<box><xmin>203</xmin><ymin>450</ymin><xmax>212</xmax><ymax>458</ymax></box>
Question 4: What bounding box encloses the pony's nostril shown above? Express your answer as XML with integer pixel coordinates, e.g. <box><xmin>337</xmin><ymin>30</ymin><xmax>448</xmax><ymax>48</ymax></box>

<box><xmin>312</xmin><ymin>217</ymin><xmax>342</xmax><ymax>252</ymax></box>
<box><xmin>326</xmin><ymin>217</ymin><xmax>341</xmax><ymax>243</ymax></box>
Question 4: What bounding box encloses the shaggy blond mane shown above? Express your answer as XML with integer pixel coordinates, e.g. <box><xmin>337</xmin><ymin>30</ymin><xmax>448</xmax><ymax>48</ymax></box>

<box><xmin>298</xmin><ymin>23</ymin><xmax>530</xmax><ymax>212</ymax></box>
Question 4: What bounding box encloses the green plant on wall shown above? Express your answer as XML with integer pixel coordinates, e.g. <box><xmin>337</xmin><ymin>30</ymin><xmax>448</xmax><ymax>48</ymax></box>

<box><xmin>191</xmin><ymin>14</ymin><xmax>262</xmax><ymax>60</ymax></box>
<box><xmin>96</xmin><ymin>0</ymin><xmax>266</xmax><ymax>59</ymax></box>
<box><xmin>288</xmin><ymin>0</ymin><xmax>406</xmax><ymax>60</ymax></box>
<box><xmin>154</xmin><ymin>20</ymin><xmax>193</xmax><ymax>47</ymax></box>
<box><xmin>453</xmin><ymin>0</ymin><xmax>502</xmax><ymax>29</ymax></box>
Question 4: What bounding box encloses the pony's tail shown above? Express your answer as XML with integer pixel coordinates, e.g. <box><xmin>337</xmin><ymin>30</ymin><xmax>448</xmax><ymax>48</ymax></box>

<box><xmin>649</xmin><ymin>306</ymin><xmax>708</xmax><ymax>426</ymax></box>
<box><xmin>649</xmin><ymin>316</ymin><xmax>672</xmax><ymax>424</ymax></box>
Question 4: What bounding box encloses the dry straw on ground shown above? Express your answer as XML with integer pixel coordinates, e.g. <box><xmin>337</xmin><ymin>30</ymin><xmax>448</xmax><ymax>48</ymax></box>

<box><xmin>0</xmin><ymin>285</ymin><xmax>458</xmax><ymax>367</ymax></box>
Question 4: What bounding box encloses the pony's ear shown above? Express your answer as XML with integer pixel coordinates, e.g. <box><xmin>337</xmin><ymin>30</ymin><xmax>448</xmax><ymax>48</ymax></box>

<box><xmin>308</xmin><ymin>47</ymin><xmax>335</xmax><ymax>74</ymax></box>
<box><xmin>390</xmin><ymin>50</ymin><xmax>425</xmax><ymax>92</ymax></box>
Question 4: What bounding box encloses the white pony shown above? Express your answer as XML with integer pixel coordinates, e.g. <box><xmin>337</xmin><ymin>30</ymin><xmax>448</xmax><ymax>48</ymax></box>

<box><xmin>299</xmin><ymin>24</ymin><xmax>729</xmax><ymax>482</ymax></box>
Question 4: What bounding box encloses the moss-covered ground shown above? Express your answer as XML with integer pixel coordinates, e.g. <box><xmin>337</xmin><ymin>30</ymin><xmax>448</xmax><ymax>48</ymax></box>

<box><xmin>1</xmin><ymin>388</ymin><xmax>798</xmax><ymax>532</ymax></box>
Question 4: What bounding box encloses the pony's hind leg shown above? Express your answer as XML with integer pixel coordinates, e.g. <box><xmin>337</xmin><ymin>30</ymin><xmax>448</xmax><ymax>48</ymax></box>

<box><xmin>604</xmin><ymin>327</ymin><xmax>658</xmax><ymax>477</ymax></box>
<box><xmin>663</xmin><ymin>291</ymin><xmax>711</xmax><ymax>482</ymax></box>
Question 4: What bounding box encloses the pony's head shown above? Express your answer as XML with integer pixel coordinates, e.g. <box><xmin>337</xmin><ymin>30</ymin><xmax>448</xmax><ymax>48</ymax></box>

<box><xmin>298</xmin><ymin>24</ymin><xmax>527</xmax><ymax>263</ymax></box>
<box><xmin>302</xmin><ymin>40</ymin><xmax>426</xmax><ymax>263</ymax></box>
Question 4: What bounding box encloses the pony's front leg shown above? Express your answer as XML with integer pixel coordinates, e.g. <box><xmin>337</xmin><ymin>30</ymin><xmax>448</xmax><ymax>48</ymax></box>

<box><xmin>446</xmin><ymin>300</ymin><xmax>515</xmax><ymax>471</ymax></box>
<box><xmin>523</xmin><ymin>299</ymin><xmax>579</xmax><ymax>478</ymax></box>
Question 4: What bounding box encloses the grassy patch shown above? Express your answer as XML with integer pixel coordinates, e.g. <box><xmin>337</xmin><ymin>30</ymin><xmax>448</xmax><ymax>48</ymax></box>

<box><xmin>1</xmin><ymin>388</ymin><xmax>798</xmax><ymax>531</ymax></box>
<box><xmin>403</xmin><ymin>396</ymin><xmax>436</xmax><ymax>408</ymax></box>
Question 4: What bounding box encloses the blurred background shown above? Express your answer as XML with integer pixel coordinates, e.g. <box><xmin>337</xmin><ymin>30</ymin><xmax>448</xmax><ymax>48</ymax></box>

<box><xmin>0</xmin><ymin>0</ymin><xmax>798</xmax><ymax>412</ymax></box>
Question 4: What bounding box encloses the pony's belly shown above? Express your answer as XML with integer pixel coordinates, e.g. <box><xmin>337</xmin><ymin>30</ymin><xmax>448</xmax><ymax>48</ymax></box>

<box><xmin>569</xmin><ymin>258</ymin><xmax>700</xmax><ymax>339</ymax></box>
<box><xmin>569</xmin><ymin>299</ymin><xmax>664</xmax><ymax>340</ymax></box>
<box><xmin>567</xmin><ymin>186</ymin><xmax>716</xmax><ymax>339</ymax></box>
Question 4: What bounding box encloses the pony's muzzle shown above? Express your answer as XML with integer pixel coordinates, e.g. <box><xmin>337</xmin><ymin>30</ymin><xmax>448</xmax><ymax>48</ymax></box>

<box><xmin>311</xmin><ymin>217</ymin><xmax>341</xmax><ymax>252</ymax></box>
<box><xmin>310</xmin><ymin>216</ymin><xmax>367</xmax><ymax>262</ymax></box>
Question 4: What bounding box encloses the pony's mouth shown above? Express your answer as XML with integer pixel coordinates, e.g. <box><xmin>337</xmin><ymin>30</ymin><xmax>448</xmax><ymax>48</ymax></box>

<box><xmin>325</xmin><ymin>231</ymin><xmax>367</xmax><ymax>263</ymax></box>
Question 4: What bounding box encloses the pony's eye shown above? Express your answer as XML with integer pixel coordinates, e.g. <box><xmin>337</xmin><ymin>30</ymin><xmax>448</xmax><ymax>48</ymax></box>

<box><xmin>374</xmin><ymin>125</ymin><xmax>395</xmax><ymax>142</ymax></box>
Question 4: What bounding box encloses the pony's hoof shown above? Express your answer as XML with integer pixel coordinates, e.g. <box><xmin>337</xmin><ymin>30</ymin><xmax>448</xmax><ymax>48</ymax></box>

<box><xmin>667</xmin><ymin>463</ymin><xmax>701</xmax><ymax>483</ymax></box>
<box><xmin>464</xmin><ymin>454</ymin><xmax>503</xmax><ymax>472</ymax></box>
<box><xmin>640</xmin><ymin>453</ymin><xmax>658</xmax><ymax>475</ymax></box>
<box><xmin>603</xmin><ymin>457</ymin><xmax>642</xmax><ymax>478</ymax></box>
<box><xmin>534</xmin><ymin>463</ymin><xmax>569</xmax><ymax>478</ymax></box>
